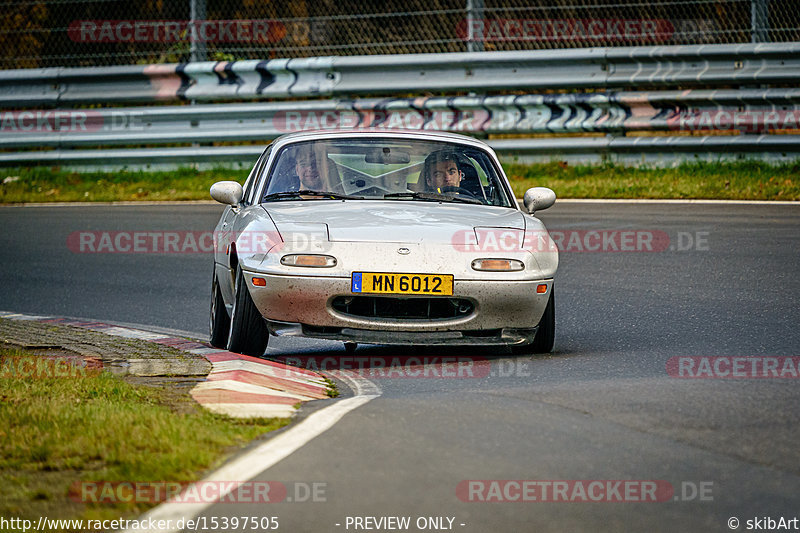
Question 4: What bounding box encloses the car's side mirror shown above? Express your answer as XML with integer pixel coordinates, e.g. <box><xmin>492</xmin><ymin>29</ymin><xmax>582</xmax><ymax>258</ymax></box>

<box><xmin>210</xmin><ymin>181</ymin><xmax>244</xmax><ymax>206</ymax></box>
<box><xmin>523</xmin><ymin>187</ymin><xmax>556</xmax><ymax>214</ymax></box>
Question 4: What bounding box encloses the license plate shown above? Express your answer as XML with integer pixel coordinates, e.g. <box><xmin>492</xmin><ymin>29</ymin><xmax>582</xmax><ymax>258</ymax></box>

<box><xmin>351</xmin><ymin>272</ymin><xmax>454</xmax><ymax>296</ymax></box>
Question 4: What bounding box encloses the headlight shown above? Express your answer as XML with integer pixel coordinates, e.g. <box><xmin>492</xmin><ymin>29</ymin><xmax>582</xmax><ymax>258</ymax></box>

<box><xmin>280</xmin><ymin>254</ymin><xmax>337</xmax><ymax>268</ymax></box>
<box><xmin>471</xmin><ymin>258</ymin><xmax>524</xmax><ymax>272</ymax></box>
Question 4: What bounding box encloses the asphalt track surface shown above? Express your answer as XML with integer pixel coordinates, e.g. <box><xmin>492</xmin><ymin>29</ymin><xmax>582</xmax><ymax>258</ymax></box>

<box><xmin>1</xmin><ymin>201</ymin><xmax>799</xmax><ymax>532</ymax></box>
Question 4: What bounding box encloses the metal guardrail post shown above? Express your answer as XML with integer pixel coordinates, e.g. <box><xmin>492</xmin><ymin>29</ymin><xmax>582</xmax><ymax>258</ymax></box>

<box><xmin>466</xmin><ymin>0</ymin><xmax>485</xmax><ymax>53</ymax></box>
<box><xmin>751</xmin><ymin>0</ymin><xmax>770</xmax><ymax>43</ymax></box>
<box><xmin>190</xmin><ymin>0</ymin><xmax>208</xmax><ymax>63</ymax></box>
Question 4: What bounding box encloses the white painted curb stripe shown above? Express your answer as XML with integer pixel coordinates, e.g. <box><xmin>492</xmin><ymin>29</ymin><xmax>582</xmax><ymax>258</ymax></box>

<box><xmin>201</xmin><ymin>403</ymin><xmax>297</xmax><ymax>419</ymax></box>
<box><xmin>0</xmin><ymin>312</ymin><xmax>54</xmax><ymax>320</ymax></box>
<box><xmin>192</xmin><ymin>380</ymin><xmax>317</xmax><ymax>401</ymax></box>
<box><xmin>99</xmin><ymin>326</ymin><xmax>171</xmax><ymax>341</ymax></box>
<box><xmin>124</xmin><ymin>374</ymin><xmax>381</xmax><ymax>533</ymax></box>
<box><xmin>187</xmin><ymin>347</ymin><xmax>230</xmax><ymax>356</ymax></box>
<box><xmin>211</xmin><ymin>359</ymin><xmax>329</xmax><ymax>389</ymax></box>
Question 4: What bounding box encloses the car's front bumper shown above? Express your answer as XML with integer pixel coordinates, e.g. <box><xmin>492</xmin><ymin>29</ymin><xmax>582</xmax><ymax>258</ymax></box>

<box><xmin>244</xmin><ymin>271</ymin><xmax>552</xmax><ymax>344</ymax></box>
<box><xmin>266</xmin><ymin>319</ymin><xmax>538</xmax><ymax>346</ymax></box>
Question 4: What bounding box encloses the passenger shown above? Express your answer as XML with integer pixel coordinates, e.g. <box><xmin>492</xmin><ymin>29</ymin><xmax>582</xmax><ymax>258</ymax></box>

<box><xmin>294</xmin><ymin>145</ymin><xmax>326</xmax><ymax>190</ymax></box>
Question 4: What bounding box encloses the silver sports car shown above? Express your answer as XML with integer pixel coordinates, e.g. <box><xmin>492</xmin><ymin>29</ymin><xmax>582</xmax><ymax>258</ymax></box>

<box><xmin>209</xmin><ymin>130</ymin><xmax>558</xmax><ymax>356</ymax></box>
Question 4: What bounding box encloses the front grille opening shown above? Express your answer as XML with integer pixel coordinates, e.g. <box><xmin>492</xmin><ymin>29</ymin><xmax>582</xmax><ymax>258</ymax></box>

<box><xmin>332</xmin><ymin>296</ymin><xmax>474</xmax><ymax>320</ymax></box>
<box><xmin>462</xmin><ymin>329</ymin><xmax>501</xmax><ymax>338</ymax></box>
<box><xmin>303</xmin><ymin>325</ymin><xmax>343</xmax><ymax>335</ymax></box>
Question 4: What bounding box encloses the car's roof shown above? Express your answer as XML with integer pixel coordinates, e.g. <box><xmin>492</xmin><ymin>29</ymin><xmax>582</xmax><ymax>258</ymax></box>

<box><xmin>271</xmin><ymin>129</ymin><xmax>492</xmax><ymax>149</ymax></box>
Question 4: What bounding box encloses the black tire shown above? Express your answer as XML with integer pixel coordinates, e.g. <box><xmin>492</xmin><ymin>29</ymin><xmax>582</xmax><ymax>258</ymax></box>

<box><xmin>512</xmin><ymin>289</ymin><xmax>555</xmax><ymax>355</ymax></box>
<box><xmin>209</xmin><ymin>273</ymin><xmax>230</xmax><ymax>349</ymax></box>
<box><xmin>226</xmin><ymin>267</ymin><xmax>269</xmax><ymax>357</ymax></box>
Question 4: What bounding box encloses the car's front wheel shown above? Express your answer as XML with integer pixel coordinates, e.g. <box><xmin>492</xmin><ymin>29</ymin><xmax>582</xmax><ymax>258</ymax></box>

<box><xmin>226</xmin><ymin>267</ymin><xmax>269</xmax><ymax>357</ymax></box>
<box><xmin>512</xmin><ymin>288</ymin><xmax>555</xmax><ymax>355</ymax></box>
<box><xmin>209</xmin><ymin>273</ymin><xmax>230</xmax><ymax>349</ymax></box>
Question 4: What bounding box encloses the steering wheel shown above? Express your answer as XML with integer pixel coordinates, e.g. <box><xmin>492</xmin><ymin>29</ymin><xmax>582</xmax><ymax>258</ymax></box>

<box><xmin>352</xmin><ymin>185</ymin><xmax>393</xmax><ymax>196</ymax></box>
<box><xmin>440</xmin><ymin>185</ymin><xmax>479</xmax><ymax>199</ymax></box>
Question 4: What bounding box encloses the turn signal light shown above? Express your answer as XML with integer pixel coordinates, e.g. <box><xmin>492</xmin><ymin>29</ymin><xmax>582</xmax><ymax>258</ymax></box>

<box><xmin>280</xmin><ymin>254</ymin><xmax>337</xmax><ymax>268</ymax></box>
<box><xmin>471</xmin><ymin>258</ymin><xmax>524</xmax><ymax>272</ymax></box>
<box><xmin>251</xmin><ymin>277</ymin><xmax>266</xmax><ymax>287</ymax></box>
<box><xmin>537</xmin><ymin>284</ymin><xmax>548</xmax><ymax>294</ymax></box>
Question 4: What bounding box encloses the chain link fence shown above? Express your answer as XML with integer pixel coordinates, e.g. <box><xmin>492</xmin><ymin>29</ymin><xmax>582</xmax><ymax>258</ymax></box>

<box><xmin>1</xmin><ymin>0</ymin><xmax>798</xmax><ymax>69</ymax></box>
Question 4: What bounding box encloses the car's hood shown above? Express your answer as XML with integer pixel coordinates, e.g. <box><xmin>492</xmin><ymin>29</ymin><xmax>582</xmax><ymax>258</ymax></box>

<box><xmin>264</xmin><ymin>201</ymin><xmax>525</xmax><ymax>244</ymax></box>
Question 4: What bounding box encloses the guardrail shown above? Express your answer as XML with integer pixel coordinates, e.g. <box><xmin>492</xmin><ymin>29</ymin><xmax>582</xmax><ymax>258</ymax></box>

<box><xmin>1</xmin><ymin>43</ymin><xmax>799</xmax><ymax>167</ymax></box>
<box><xmin>2</xmin><ymin>43</ymin><xmax>800</xmax><ymax>106</ymax></box>
<box><xmin>2</xmin><ymin>135</ymin><xmax>798</xmax><ymax>169</ymax></box>
<box><xmin>2</xmin><ymin>89</ymin><xmax>800</xmax><ymax>149</ymax></box>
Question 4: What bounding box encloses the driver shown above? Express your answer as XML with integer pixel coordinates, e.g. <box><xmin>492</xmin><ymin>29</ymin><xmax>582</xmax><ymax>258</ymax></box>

<box><xmin>421</xmin><ymin>150</ymin><xmax>464</xmax><ymax>193</ymax></box>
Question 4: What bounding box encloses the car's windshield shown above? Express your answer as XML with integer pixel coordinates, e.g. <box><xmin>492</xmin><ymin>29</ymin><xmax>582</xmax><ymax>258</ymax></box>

<box><xmin>259</xmin><ymin>138</ymin><xmax>514</xmax><ymax>207</ymax></box>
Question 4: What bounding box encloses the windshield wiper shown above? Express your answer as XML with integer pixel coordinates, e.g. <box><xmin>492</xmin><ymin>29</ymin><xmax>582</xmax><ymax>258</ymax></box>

<box><xmin>383</xmin><ymin>191</ymin><xmax>482</xmax><ymax>205</ymax></box>
<box><xmin>263</xmin><ymin>190</ymin><xmax>365</xmax><ymax>201</ymax></box>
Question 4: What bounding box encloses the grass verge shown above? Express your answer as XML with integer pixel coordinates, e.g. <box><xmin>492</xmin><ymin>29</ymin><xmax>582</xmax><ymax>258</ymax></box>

<box><xmin>0</xmin><ymin>161</ymin><xmax>798</xmax><ymax>203</ymax></box>
<box><xmin>503</xmin><ymin>160</ymin><xmax>800</xmax><ymax>200</ymax></box>
<box><xmin>0</xmin><ymin>167</ymin><xmax>248</xmax><ymax>203</ymax></box>
<box><xmin>0</xmin><ymin>347</ymin><xmax>288</xmax><ymax>526</ymax></box>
